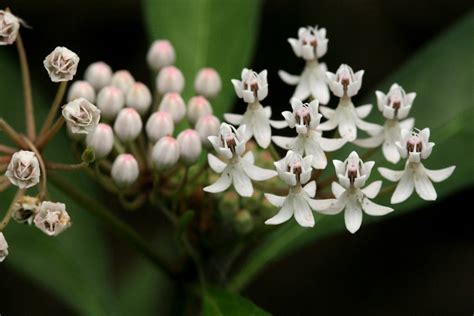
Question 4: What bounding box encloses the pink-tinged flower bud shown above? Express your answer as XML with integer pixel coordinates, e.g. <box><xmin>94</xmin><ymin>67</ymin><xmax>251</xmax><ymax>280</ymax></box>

<box><xmin>159</xmin><ymin>92</ymin><xmax>186</xmax><ymax>123</ymax></box>
<box><xmin>156</xmin><ymin>66</ymin><xmax>184</xmax><ymax>94</ymax></box>
<box><xmin>187</xmin><ymin>96</ymin><xmax>213</xmax><ymax>125</ymax></box>
<box><xmin>6</xmin><ymin>150</ymin><xmax>40</xmax><ymax>189</ymax></box>
<box><xmin>111</xmin><ymin>70</ymin><xmax>135</xmax><ymax>94</ymax></box>
<box><xmin>97</xmin><ymin>85</ymin><xmax>125</xmax><ymax>120</ymax></box>
<box><xmin>111</xmin><ymin>154</ymin><xmax>139</xmax><ymax>187</ymax></box>
<box><xmin>84</xmin><ymin>61</ymin><xmax>112</xmax><ymax>90</ymax></box>
<box><xmin>34</xmin><ymin>201</ymin><xmax>71</xmax><ymax>236</ymax></box>
<box><xmin>0</xmin><ymin>10</ymin><xmax>20</xmax><ymax>45</ymax></box>
<box><xmin>147</xmin><ymin>40</ymin><xmax>176</xmax><ymax>71</ymax></box>
<box><xmin>43</xmin><ymin>46</ymin><xmax>80</xmax><ymax>82</ymax></box>
<box><xmin>146</xmin><ymin>111</ymin><xmax>174</xmax><ymax>143</ymax></box>
<box><xmin>67</xmin><ymin>80</ymin><xmax>96</xmax><ymax>102</ymax></box>
<box><xmin>86</xmin><ymin>123</ymin><xmax>114</xmax><ymax>158</ymax></box>
<box><xmin>126</xmin><ymin>82</ymin><xmax>152</xmax><ymax>115</ymax></box>
<box><xmin>195</xmin><ymin>115</ymin><xmax>220</xmax><ymax>149</ymax></box>
<box><xmin>194</xmin><ymin>68</ymin><xmax>222</xmax><ymax>99</ymax></box>
<box><xmin>62</xmin><ymin>98</ymin><xmax>101</xmax><ymax>134</ymax></box>
<box><xmin>152</xmin><ymin>136</ymin><xmax>180</xmax><ymax>170</ymax></box>
<box><xmin>0</xmin><ymin>232</ymin><xmax>8</xmax><ymax>262</ymax></box>
<box><xmin>177</xmin><ymin>129</ymin><xmax>202</xmax><ymax>165</ymax></box>
<box><xmin>114</xmin><ymin>108</ymin><xmax>143</xmax><ymax>142</ymax></box>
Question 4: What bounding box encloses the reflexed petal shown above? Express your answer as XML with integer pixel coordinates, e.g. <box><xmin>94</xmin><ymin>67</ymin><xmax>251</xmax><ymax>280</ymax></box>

<box><xmin>425</xmin><ymin>165</ymin><xmax>455</xmax><ymax>183</ymax></box>
<box><xmin>265</xmin><ymin>196</ymin><xmax>294</xmax><ymax>225</ymax></box>
<box><xmin>309</xmin><ymin>74</ymin><xmax>329</xmax><ymax>105</ymax></box>
<box><xmin>362</xmin><ymin>198</ymin><xmax>393</xmax><ymax>216</ymax></box>
<box><xmin>293</xmin><ymin>194</ymin><xmax>315</xmax><ymax>227</ymax></box>
<box><xmin>391</xmin><ymin>169</ymin><xmax>415</xmax><ymax>204</ymax></box>
<box><xmin>361</xmin><ymin>180</ymin><xmax>382</xmax><ymax>199</ymax></box>
<box><xmin>253</xmin><ymin>115</ymin><xmax>272</xmax><ymax>148</ymax></box>
<box><xmin>414</xmin><ymin>172</ymin><xmax>437</xmax><ymax>201</ymax></box>
<box><xmin>293</xmin><ymin>71</ymin><xmax>311</xmax><ymax>100</ymax></box>
<box><xmin>231</xmin><ymin>166</ymin><xmax>253</xmax><ymax>197</ymax></box>
<box><xmin>303</xmin><ymin>181</ymin><xmax>316</xmax><ymax>198</ymax></box>
<box><xmin>264</xmin><ymin>193</ymin><xmax>286</xmax><ymax>207</ymax></box>
<box><xmin>353</xmin><ymin>134</ymin><xmax>384</xmax><ymax>148</ymax></box>
<box><xmin>399</xmin><ymin>117</ymin><xmax>415</xmax><ymax>131</ymax></box>
<box><xmin>242</xmin><ymin>160</ymin><xmax>277</xmax><ymax>181</ymax></box>
<box><xmin>224</xmin><ymin>113</ymin><xmax>243</xmax><ymax>125</ymax></box>
<box><xmin>378</xmin><ymin>167</ymin><xmax>404</xmax><ymax>182</ymax></box>
<box><xmin>355</xmin><ymin>104</ymin><xmax>372</xmax><ymax>119</ymax></box>
<box><xmin>318</xmin><ymin>116</ymin><xmax>339</xmax><ymax>131</ymax></box>
<box><xmin>305</xmin><ymin>140</ymin><xmax>327</xmax><ymax>169</ymax></box>
<box><xmin>207</xmin><ymin>154</ymin><xmax>227</xmax><ymax>173</ymax></box>
<box><xmin>242</xmin><ymin>151</ymin><xmax>254</xmax><ymax>164</ymax></box>
<box><xmin>338</xmin><ymin>109</ymin><xmax>357</xmax><ymax>141</ymax></box>
<box><xmin>319</xmin><ymin>136</ymin><xmax>346</xmax><ymax>152</ymax></box>
<box><xmin>344</xmin><ymin>200</ymin><xmax>363</xmax><ymax>233</ymax></box>
<box><xmin>319</xmin><ymin>106</ymin><xmax>334</xmax><ymax>119</ymax></box>
<box><xmin>307</xmin><ymin>196</ymin><xmax>343</xmax><ymax>214</ymax></box>
<box><xmin>382</xmin><ymin>141</ymin><xmax>401</xmax><ymax>164</ymax></box>
<box><xmin>270</xmin><ymin>119</ymin><xmax>288</xmax><ymax>129</ymax></box>
<box><xmin>355</xmin><ymin>118</ymin><xmax>383</xmax><ymax>135</ymax></box>
<box><xmin>203</xmin><ymin>171</ymin><xmax>232</xmax><ymax>193</ymax></box>
<box><xmin>278</xmin><ymin>70</ymin><xmax>300</xmax><ymax>85</ymax></box>
<box><xmin>331</xmin><ymin>181</ymin><xmax>346</xmax><ymax>198</ymax></box>
<box><xmin>272</xmin><ymin>135</ymin><xmax>296</xmax><ymax>150</ymax></box>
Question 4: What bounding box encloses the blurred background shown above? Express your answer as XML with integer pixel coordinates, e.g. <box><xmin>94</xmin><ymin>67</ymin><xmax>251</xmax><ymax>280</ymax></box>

<box><xmin>1</xmin><ymin>0</ymin><xmax>473</xmax><ymax>315</ymax></box>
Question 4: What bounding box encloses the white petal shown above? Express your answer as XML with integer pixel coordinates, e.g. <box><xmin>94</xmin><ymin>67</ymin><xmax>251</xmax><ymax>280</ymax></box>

<box><xmin>224</xmin><ymin>113</ymin><xmax>243</xmax><ymax>125</ymax></box>
<box><xmin>319</xmin><ymin>136</ymin><xmax>347</xmax><ymax>152</ymax></box>
<box><xmin>288</xmin><ymin>38</ymin><xmax>301</xmax><ymax>57</ymax></box>
<box><xmin>309</xmin><ymin>74</ymin><xmax>330</xmax><ymax>105</ymax></box>
<box><xmin>270</xmin><ymin>120</ymin><xmax>289</xmax><ymax>129</ymax></box>
<box><xmin>362</xmin><ymin>198</ymin><xmax>393</xmax><ymax>216</ymax></box>
<box><xmin>353</xmin><ymin>134</ymin><xmax>384</xmax><ymax>148</ymax></box>
<box><xmin>292</xmin><ymin>72</ymin><xmax>311</xmax><ymax>101</ymax></box>
<box><xmin>264</xmin><ymin>193</ymin><xmax>286</xmax><ymax>207</ymax></box>
<box><xmin>242</xmin><ymin>151</ymin><xmax>254</xmax><ymax>164</ymax></box>
<box><xmin>333</xmin><ymin>159</ymin><xmax>345</xmax><ymax>175</ymax></box>
<box><xmin>318</xmin><ymin>117</ymin><xmax>338</xmax><ymax>131</ymax></box>
<box><xmin>303</xmin><ymin>181</ymin><xmax>316</xmax><ymax>198</ymax></box>
<box><xmin>399</xmin><ymin>117</ymin><xmax>415</xmax><ymax>130</ymax></box>
<box><xmin>331</xmin><ymin>181</ymin><xmax>346</xmax><ymax>198</ymax></box>
<box><xmin>319</xmin><ymin>106</ymin><xmax>334</xmax><ymax>119</ymax></box>
<box><xmin>344</xmin><ymin>200</ymin><xmax>363</xmax><ymax>234</ymax></box>
<box><xmin>382</xmin><ymin>141</ymin><xmax>401</xmax><ymax>164</ymax></box>
<box><xmin>391</xmin><ymin>169</ymin><xmax>415</xmax><ymax>204</ymax></box>
<box><xmin>361</xmin><ymin>180</ymin><xmax>382</xmax><ymax>199</ymax></box>
<box><xmin>265</xmin><ymin>196</ymin><xmax>294</xmax><ymax>225</ymax></box>
<box><xmin>414</xmin><ymin>172</ymin><xmax>437</xmax><ymax>201</ymax></box>
<box><xmin>424</xmin><ymin>166</ymin><xmax>455</xmax><ymax>183</ymax></box>
<box><xmin>355</xmin><ymin>104</ymin><xmax>372</xmax><ymax>119</ymax></box>
<box><xmin>253</xmin><ymin>115</ymin><xmax>272</xmax><ymax>148</ymax></box>
<box><xmin>207</xmin><ymin>154</ymin><xmax>226</xmax><ymax>173</ymax></box>
<box><xmin>375</xmin><ymin>91</ymin><xmax>385</xmax><ymax>111</ymax></box>
<box><xmin>293</xmin><ymin>194</ymin><xmax>314</xmax><ymax>227</ymax></box>
<box><xmin>231</xmin><ymin>166</ymin><xmax>253</xmax><ymax>197</ymax></box>
<box><xmin>231</xmin><ymin>80</ymin><xmax>243</xmax><ymax>98</ymax></box>
<box><xmin>272</xmin><ymin>135</ymin><xmax>296</xmax><ymax>150</ymax></box>
<box><xmin>338</xmin><ymin>109</ymin><xmax>357</xmax><ymax>141</ymax></box>
<box><xmin>307</xmin><ymin>197</ymin><xmax>343</xmax><ymax>214</ymax></box>
<box><xmin>278</xmin><ymin>70</ymin><xmax>300</xmax><ymax>85</ymax></box>
<box><xmin>242</xmin><ymin>160</ymin><xmax>277</xmax><ymax>181</ymax></box>
<box><xmin>378</xmin><ymin>167</ymin><xmax>404</xmax><ymax>182</ymax></box>
<box><xmin>355</xmin><ymin>118</ymin><xmax>383</xmax><ymax>135</ymax></box>
<box><xmin>282</xmin><ymin>110</ymin><xmax>296</xmax><ymax>127</ymax></box>
<box><xmin>203</xmin><ymin>171</ymin><xmax>232</xmax><ymax>193</ymax></box>
<box><xmin>304</xmin><ymin>140</ymin><xmax>327</xmax><ymax>169</ymax></box>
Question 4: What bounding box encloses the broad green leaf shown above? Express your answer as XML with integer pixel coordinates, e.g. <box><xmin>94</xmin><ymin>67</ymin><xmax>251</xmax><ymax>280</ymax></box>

<box><xmin>228</xmin><ymin>12</ymin><xmax>474</xmax><ymax>292</ymax></box>
<box><xmin>143</xmin><ymin>0</ymin><xmax>263</xmax><ymax>119</ymax></box>
<box><xmin>202</xmin><ymin>287</ymin><xmax>270</xmax><ymax>316</ymax></box>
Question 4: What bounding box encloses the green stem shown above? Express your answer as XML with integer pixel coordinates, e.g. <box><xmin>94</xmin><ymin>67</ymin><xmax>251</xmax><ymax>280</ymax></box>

<box><xmin>0</xmin><ymin>189</ymin><xmax>25</xmax><ymax>231</ymax></box>
<box><xmin>39</xmin><ymin>81</ymin><xmax>68</xmax><ymax>136</ymax></box>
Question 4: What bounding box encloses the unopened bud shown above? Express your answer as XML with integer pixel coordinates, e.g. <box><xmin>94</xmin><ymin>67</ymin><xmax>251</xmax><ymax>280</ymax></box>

<box><xmin>86</xmin><ymin>123</ymin><xmax>114</xmax><ymax>158</ymax></box>
<box><xmin>194</xmin><ymin>68</ymin><xmax>222</xmax><ymax>99</ymax></box>
<box><xmin>159</xmin><ymin>92</ymin><xmax>186</xmax><ymax>123</ymax></box>
<box><xmin>67</xmin><ymin>80</ymin><xmax>96</xmax><ymax>102</ymax></box>
<box><xmin>12</xmin><ymin>195</ymin><xmax>40</xmax><ymax>225</ymax></box>
<box><xmin>97</xmin><ymin>85</ymin><xmax>125</xmax><ymax>120</ymax></box>
<box><xmin>114</xmin><ymin>108</ymin><xmax>143</xmax><ymax>142</ymax></box>
<box><xmin>146</xmin><ymin>111</ymin><xmax>174</xmax><ymax>143</ymax></box>
<box><xmin>177</xmin><ymin>129</ymin><xmax>202</xmax><ymax>165</ymax></box>
<box><xmin>84</xmin><ymin>61</ymin><xmax>112</xmax><ymax>90</ymax></box>
<box><xmin>187</xmin><ymin>96</ymin><xmax>213</xmax><ymax>125</ymax></box>
<box><xmin>234</xmin><ymin>209</ymin><xmax>254</xmax><ymax>234</ymax></box>
<box><xmin>0</xmin><ymin>232</ymin><xmax>8</xmax><ymax>262</ymax></box>
<box><xmin>111</xmin><ymin>154</ymin><xmax>139</xmax><ymax>187</ymax></box>
<box><xmin>152</xmin><ymin>136</ymin><xmax>180</xmax><ymax>170</ymax></box>
<box><xmin>195</xmin><ymin>115</ymin><xmax>220</xmax><ymax>148</ymax></box>
<box><xmin>126</xmin><ymin>82</ymin><xmax>152</xmax><ymax>115</ymax></box>
<box><xmin>147</xmin><ymin>40</ymin><xmax>175</xmax><ymax>71</ymax></box>
<box><xmin>34</xmin><ymin>201</ymin><xmax>71</xmax><ymax>236</ymax></box>
<box><xmin>156</xmin><ymin>66</ymin><xmax>184</xmax><ymax>94</ymax></box>
<box><xmin>43</xmin><ymin>46</ymin><xmax>80</xmax><ymax>82</ymax></box>
<box><xmin>111</xmin><ymin>70</ymin><xmax>135</xmax><ymax>94</ymax></box>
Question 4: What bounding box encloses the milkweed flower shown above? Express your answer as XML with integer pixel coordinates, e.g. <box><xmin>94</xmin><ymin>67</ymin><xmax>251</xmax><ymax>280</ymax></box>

<box><xmin>5</xmin><ymin>150</ymin><xmax>40</xmax><ymax>189</ymax></box>
<box><xmin>378</xmin><ymin>128</ymin><xmax>455</xmax><ymax>204</ymax></box>
<box><xmin>0</xmin><ymin>10</ymin><xmax>20</xmax><ymax>45</ymax></box>
<box><xmin>84</xmin><ymin>61</ymin><xmax>113</xmax><ymax>90</ymax></box>
<box><xmin>34</xmin><ymin>201</ymin><xmax>71</xmax><ymax>236</ymax></box>
<box><xmin>43</xmin><ymin>47</ymin><xmax>80</xmax><ymax>82</ymax></box>
<box><xmin>147</xmin><ymin>40</ymin><xmax>176</xmax><ymax>71</ymax></box>
<box><xmin>62</xmin><ymin>98</ymin><xmax>101</xmax><ymax>134</ymax></box>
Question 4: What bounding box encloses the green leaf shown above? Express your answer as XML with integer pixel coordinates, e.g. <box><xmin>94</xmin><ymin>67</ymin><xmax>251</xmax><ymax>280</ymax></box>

<box><xmin>143</xmin><ymin>0</ymin><xmax>263</xmax><ymax>119</ymax></box>
<box><xmin>228</xmin><ymin>12</ymin><xmax>474</xmax><ymax>292</ymax></box>
<box><xmin>202</xmin><ymin>287</ymin><xmax>270</xmax><ymax>316</ymax></box>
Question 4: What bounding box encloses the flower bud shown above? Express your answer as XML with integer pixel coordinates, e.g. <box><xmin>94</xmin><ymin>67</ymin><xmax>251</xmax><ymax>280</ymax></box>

<box><xmin>159</xmin><ymin>92</ymin><xmax>186</xmax><ymax>123</ymax></box>
<box><xmin>6</xmin><ymin>150</ymin><xmax>40</xmax><ymax>189</ymax></box>
<box><xmin>111</xmin><ymin>154</ymin><xmax>140</xmax><ymax>187</ymax></box>
<box><xmin>114</xmin><ymin>108</ymin><xmax>143</xmax><ymax>142</ymax></box>
<box><xmin>67</xmin><ymin>80</ymin><xmax>96</xmax><ymax>102</ymax></box>
<box><xmin>187</xmin><ymin>96</ymin><xmax>213</xmax><ymax>125</ymax></box>
<box><xmin>152</xmin><ymin>136</ymin><xmax>180</xmax><ymax>170</ymax></box>
<box><xmin>177</xmin><ymin>129</ymin><xmax>202</xmax><ymax>165</ymax></box>
<box><xmin>146</xmin><ymin>111</ymin><xmax>174</xmax><ymax>143</ymax></box>
<box><xmin>234</xmin><ymin>209</ymin><xmax>254</xmax><ymax>234</ymax></box>
<box><xmin>34</xmin><ymin>201</ymin><xmax>71</xmax><ymax>236</ymax></box>
<box><xmin>97</xmin><ymin>85</ymin><xmax>125</xmax><ymax>120</ymax></box>
<box><xmin>43</xmin><ymin>46</ymin><xmax>80</xmax><ymax>82</ymax></box>
<box><xmin>194</xmin><ymin>68</ymin><xmax>222</xmax><ymax>98</ymax></box>
<box><xmin>0</xmin><ymin>10</ymin><xmax>20</xmax><ymax>45</ymax></box>
<box><xmin>86</xmin><ymin>123</ymin><xmax>114</xmax><ymax>158</ymax></box>
<box><xmin>111</xmin><ymin>70</ymin><xmax>135</xmax><ymax>94</ymax></box>
<box><xmin>12</xmin><ymin>195</ymin><xmax>40</xmax><ymax>225</ymax></box>
<box><xmin>156</xmin><ymin>66</ymin><xmax>184</xmax><ymax>94</ymax></box>
<box><xmin>195</xmin><ymin>114</ymin><xmax>220</xmax><ymax>148</ymax></box>
<box><xmin>62</xmin><ymin>98</ymin><xmax>101</xmax><ymax>134</ymax></box>
<box><xmin>84</xmin><ymin>61</ymin><xmax>112</xmax><ymax>90</ymax></box>
<box><xmin>0</xmin><ymin>232</ymin><xmax>8</xmax><ymax>262</ymax></box>
<box><xmin>147</xmin><ymin>40</ymin><xmax>175</xmax><ymax>71</ymax></box>
<box><xmin>126</xmin><ymin>82</ymin><xmax>152</xmax><ymax>115</ymax></box>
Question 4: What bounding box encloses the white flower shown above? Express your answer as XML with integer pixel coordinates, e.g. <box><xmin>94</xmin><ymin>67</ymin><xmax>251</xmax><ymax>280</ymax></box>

<box><xmin>62</xmin><ymin>98</ymin><xmax>101</xmax><ymax>134</ymax></box>
<box><xmin>111</xmin><ymin>70</ymin><xmax>135</xmax><ymax>94</ymax></box>
<box><xmin>86</xmin><ymin>123</ymin><xmax>114</xmax><ymax>158</ymax></box>
<box><xmin>34</xmin><ymin>201</ymin><xmax>71</xmax><ymax>236</ymax></box>
<box><xmin>146</xmin><ymin>111</ymin><xmax>174</xmax><ymax>143</ymax></box>
<box><xmin>147</xmin><ymin>40</ymin><xmax>176</xmax><ymax>71</ymax></box>
<box><xmin>278</xmin><ymin>26</ymin><xmax>329</xmax><ymax>104</ymax></box>
<box><xmin>177</xmin><ymin>129</ymin><xmax>202</xmax><ymax>165</ymax></box>
<box><xmin>194</xmin><ymin>68</ymin><xmax>222</xmax><ymax>99</ymax></box>
<box><xmin>354</xmin><ymin>83</ymin><xmax>416</xmax><ymax>163</ymax></box>
<box><xmin>187</xmin><ymin>96</ymin><xmax>213</xmax><ymax>126</ymax></box>
<box><xmin>378</xmin><ymin>128</ymin><xmax>455</xmax><ymax>204</ymax></box>
<box><xmin>6</xmin><ymin>150</ymin><xmax>40</xmax><ymax>189</ymax></box>
<box><xmin>156</xmin><ymin>66</ymin><xmax>185</xmax><ymax>94</ymax></box>
<box><xmin>317</xmin><ymin>151</ymin><xmax>393</xmax><ymax>233</ymax></box>
<box><xmin>204</xmin><ymin>123</ymin><xmax>277</xmax><ymax>197</ymax></box>
<box><xmin>84</xmin><ymin>61</ymin><xmax>113</xmax><ymax>90</ymax></box>
<box><xmin>0</xmin><ymin>10</ymin><xmax>20</xmax><ymax>45</ymax></box>
<box><xmin>43</xmin><ymin>47</ymin><xmax>80</xmax><ymax>82</ymax></box>
<box><xmin>319</xmin><ymin>64</ymin><xmax>382</xmax><ymax>141</ymax></box>
<box><xmin>67</xmin><ymin>80</ymin><xmax>96</xmax><ymax>103</ymax></box>
<box><xmin>232</xmin><ymin>68</ymin><xmax>268</xmax><ymax>104</ymax></box>
<box><xmin>97</xmin><ymin>85</ymin><xmax>125</xmax><ymax>120</ymax></box>
<box><xmin>272</xmin><ymin>98</ymin><xmax>346</xmax><ymax>169</ymax></box>
<box><xmin>126</xmin><ymin>82</ymin><xmax>152</xmax><ymax>115</ymax></box>
<box><xmin>0</xmin><ymin>232</ymin><xmax>8</xmax><ymax>262</ymax></box>
<box><xmin>113</xmin><ymin>108</ymin><xmax>143</xmax><ymax>142</ymax></box>
<box><xmin>265</xmin><ymin>151</ymin><xmax>332</xmax><ymax>227</ymax></box>
<box><xmin>111</xmin><ymin>154</ymin><xmax>139</xmax><ymax>187</ymax></box>
<box><xmin>152</xmin><ymin>136</ymin><xmax>180</xmax><ymax>170</ymax></box>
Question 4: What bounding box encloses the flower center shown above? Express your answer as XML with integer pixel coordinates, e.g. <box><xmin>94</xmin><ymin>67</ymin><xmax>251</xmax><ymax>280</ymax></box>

<box><xmin>294</xmin><ymin>107</ymin><xmax>311</xmax><ymax>126</ymax></box>
<box><xmin>287</xmin><ymin>160</ymin><xmax>303</xmax><ymax>182</ymax></box>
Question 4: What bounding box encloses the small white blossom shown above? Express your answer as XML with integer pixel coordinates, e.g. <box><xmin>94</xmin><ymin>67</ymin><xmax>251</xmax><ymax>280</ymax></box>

<box><xmin>126</xmin><ymin>82</ymin><xmax>152</xmax><ymax>115</ymax></box>
<box><xmin>204</xmin><ymin>123</ymin><xmax>277</xmax><ymax>197</ymax></box>
<box><xmin>86</xmin><ymin>123</ymin><xmax>114</xmax><ymax>158</ymax></box>
<box><xmin>0</xmin><ymin>10</ymin><xmax>20</xmax><ymax>45</ymax></box>
<box><xmin>62</xmin><ymin>98</ymin><xmax>101</xmax><ymax>134</ymax></box>
<box><xmin>319</xmin><ymin>64</ymin><xmax>382</xmax><ymax>141</ymax></box>
<box><xmin>278</xmin><ymin>26</ymin><xmax>330</xmax><ymax>104</ymax></box>
<box><xmin>194</xmin><ymin>68</ymin><xmax>222</xmax><ymax>99</ymax></box>
<box><xmin>84</xmin><ymin>61</ymin><xmax>112</xmax><ymax>90</ymax></box>
<box><xmin>43</xmin><ymin>47</ymin><xmax>80</xmax><ymax>82</ymax></box>
<box><xmin>12</xmin><ymin>195</ymin><xmax>40</xmax><ymax>225</ymax></box>
<box><xmin>97</xmin><ymin>85</ymin><xmax>125</xmax><ymax>120</ymax></box>
<box><xmin>147</xmin><ymin>40</ymin><xmax>175</xmax><ymax>71</ymax></box>
<box><xmin>34</xmin><ymin>201</ymin><xmax>71</xmax><ymax>236</ymax></box>
<box><xmin>0</xmin><ymin>232</ymin><xmax>8</xmax><ymax>262</ymax></box>
<box><xmin>111</xmin><ymin>154</ymin><xmax>139</xmax><ymax>187</ymax></box>
<box><xmin>146</xmin><ymin>111</ymin><xmax>174</xmax><ymax>143</ymax></box>
<box><xmin>152</xmin><ymin>136</ymin><xmax>180</xmax><ymax>170</ymax></box>
<box><xmin>177</xmin><ymin>129</ymin><xmax>202</xmax><ymax>165</ymax></box>
<box><xmin>272</xmin><ymin>98</ymin><xmax>346</xmax><ymax>169</ymax></box>
<box><xmin>67</xmin><ymin>80</ymin><xmax>96</xmax><ymax>102</ymax></box>
<box><xmin>195</xmin><ymin>114</ymin><xmax>220</xmax><ymax>149</ymax></box>
<box><xmin>232</xmin><ymin>68</ymin><xmax>268</xmax><ymax>104</ymax></box>
<box><xmin>379</xmin><ymin>128</ymin><xmax>455</xmax><ymax>204</ymax></box>
<box><xmin>114</xmin><ymin>108</ymin><xmax>143</xmax><ymax>142</ymax></box>
<box><xmin>111</xmin><ymin>70</ymin><xmax>135</xmax><ymax>94</ymax></box>
<box><xmin>317</xmin><ymin>151</ymin><xmax>393</xmax><ymax>234</ymax></box>
<box><xmin>156</xmin><ymin>66</ymin><xmax>185</xmax><ymax>94</ymax></box>
<box><xmin>6</xmin><ymin>150</ymin><xmax>40</xmax><ymax>189</ymax></box>
<box><xmin>187</xmin><ymin>96</ymin><xmax>213</xmax><ymax>125</ymax></box>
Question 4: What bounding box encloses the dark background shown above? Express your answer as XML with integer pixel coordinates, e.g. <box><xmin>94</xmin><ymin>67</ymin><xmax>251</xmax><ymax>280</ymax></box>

<box><xmin>1</xmin><ymin>0</ymin><xmax>473</xmax><ymax>315</ymax></box>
